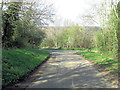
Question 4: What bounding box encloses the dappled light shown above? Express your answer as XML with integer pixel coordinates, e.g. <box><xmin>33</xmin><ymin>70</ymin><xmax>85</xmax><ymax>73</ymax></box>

<box><xmin>25</xmin><ymin>50</ymin><xmax>118</xmax><ymax>88</ymax></box>
<box><xmin>1</xmin><ymin>0</ymin><xmax>120</xmax><ymax>89</ymax></box>
<box><xmin>2</xmin><ymin>49</ymin><xmax>50</xmax><ymax>87</ymax></box>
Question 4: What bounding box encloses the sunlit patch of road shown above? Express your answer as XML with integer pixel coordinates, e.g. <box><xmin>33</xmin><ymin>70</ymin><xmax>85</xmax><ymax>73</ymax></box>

<box><xmin>15</xmin><ymin>50</ymin><xmax>118</xmax><ymax>88</ymax></box>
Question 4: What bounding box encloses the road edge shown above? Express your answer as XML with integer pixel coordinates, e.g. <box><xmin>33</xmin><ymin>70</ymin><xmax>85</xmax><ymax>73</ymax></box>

<box><xmin>2</xmin><ymin>51</ymin><xmax>51</xmax><ymax>90</ymax></box>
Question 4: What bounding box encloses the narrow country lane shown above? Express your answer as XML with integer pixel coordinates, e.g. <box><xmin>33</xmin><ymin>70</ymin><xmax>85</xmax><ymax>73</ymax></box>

<box><xmin>15</xmin><ymin>50</ymin><xmax>118</xmax><ymax>88</ymax></box>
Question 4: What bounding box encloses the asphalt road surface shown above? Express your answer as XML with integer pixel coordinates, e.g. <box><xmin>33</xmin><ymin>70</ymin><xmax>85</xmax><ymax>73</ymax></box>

<box><xmin>14</xmin><ymin>50</ymin><xmax>118</xmax><ymax>88</ymax></box>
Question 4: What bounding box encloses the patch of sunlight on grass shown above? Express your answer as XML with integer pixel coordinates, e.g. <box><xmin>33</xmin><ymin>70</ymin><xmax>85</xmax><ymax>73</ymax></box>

<box><xmin>2</xmin><ymin>49</ymin><xmax>50</xmax><ymax>87</ymax></box>
<box><xmin>76</xmin><ymin>50</ymin><xmax>119</xmax><ymax>75</ymax></box>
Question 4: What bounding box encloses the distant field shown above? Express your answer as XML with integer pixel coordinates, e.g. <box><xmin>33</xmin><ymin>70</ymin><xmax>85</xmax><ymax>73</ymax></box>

<box><xmin>2</xmin><ymin>49</ymin><xmax>50</xmax><ymax>87</ymax></box>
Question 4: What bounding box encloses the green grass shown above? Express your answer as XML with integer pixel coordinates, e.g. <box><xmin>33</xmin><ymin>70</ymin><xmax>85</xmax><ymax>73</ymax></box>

<box><xmin>42</xmin><ymin>47</ymin><xmax>89</xmax><ymax>50</ymax></box>
<box><xmin>2</xmin><ymin>49</ymin><xmax>50</xmax><ymax>87</ymax></box>
<box><xmin>41</xmin><ymin>47</ymin><xmax>58</xmax><ymax>50</ymax></box>
<box><xmin>76</xmin><ymin>51</ymin><xmax>119</xmax><ymax>75</ymax></box>
<box><xmin>61</xmin><ymin>48</ymin><xmax>88</xmax><ymax>50</ymax></box>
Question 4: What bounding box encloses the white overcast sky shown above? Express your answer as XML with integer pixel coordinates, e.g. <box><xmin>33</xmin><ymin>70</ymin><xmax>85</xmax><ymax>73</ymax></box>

<box><xmin>52</xmin><ymin>0</ymin><xmax>95</xmax><ymax>20</ymax></box>
<box><xmin>50</xmin><ymin>0</ymin><xmax>102</xmax><ymax>26</ymax></box>
<box><xmin>1</xmin><ymin>0</ymin><xmax>119</xmax><ymax>26</ymax></box>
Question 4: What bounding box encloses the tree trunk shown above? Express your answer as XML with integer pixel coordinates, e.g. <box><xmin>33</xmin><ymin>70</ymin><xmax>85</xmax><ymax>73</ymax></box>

<box><xmin>117</xmin><ymin>2</ymin><xmax>120</xmax><ymax>88</ymax></box>
<box><xmin>117</xmin><ymin>2</ymin><xmax>120</xmax><ymax>63</ymax></box>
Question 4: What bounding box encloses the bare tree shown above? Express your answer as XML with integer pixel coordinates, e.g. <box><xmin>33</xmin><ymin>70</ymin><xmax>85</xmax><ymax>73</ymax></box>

<box><xmin>26</xmin><ymin>0</ymin><xmax>55</xmax><ymax>26</ymax></box>
<box><xmin>78</xmin><ymin>14</ymin><xmax>98</xmax><ymax>26</ymax></box>
<box><xmin>1</xmin><ymin>0</ymin><xmax>55</xmax><ymax>27</ymax></box>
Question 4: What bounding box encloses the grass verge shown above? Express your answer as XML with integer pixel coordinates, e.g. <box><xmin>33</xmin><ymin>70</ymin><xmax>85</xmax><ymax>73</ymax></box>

<box><xmin>2</xmin><ymin>49</ymin><xmax>50</xmax><ymax>87</ymax></box>
<box><xmin>76</xmin><ymin>51</ymin><xmax>119</xmax><ymax>75</ymax></box>
<box><xmin>42</xmin><ymin>47</ymin><xmax>89</xmax><ymax>50</ymax></box>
